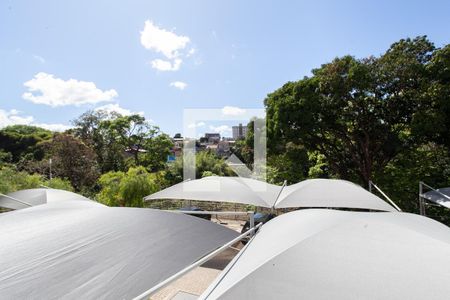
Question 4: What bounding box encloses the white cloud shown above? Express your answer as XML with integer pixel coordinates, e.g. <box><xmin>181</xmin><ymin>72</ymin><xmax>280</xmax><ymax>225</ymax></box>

<box><xmin>33</xmin><ymin>54</ymin><xmax>45</xmax><ymax>64</ymax></box>
<box><xmin>140</xmin><ymin>20</ymin><xmax>195</xmax><ymax>72</ymax></box>
<box><xmin>22</xmin><ymin>72</ymin><xmax>118</xmax><ymax>107</ymax></box>
<box><xmin>188</xmin><ymin>121</ymin><xmax>205</xmax><ymax>129</ymax></box>
<box><xmin>209</xmin><ymin>125</ymin><xmax>231</xmax><ymax>136</ymax></box>
<box><xmin>169</xmin><ymin>81</ymin><xmax>188</xmax><ymax>90</ymax></box>
<box><xmin>33</xmin><ymin>123</ymin><xmax>72</xmax><ymax>132</ymax></box>
<box><xmin>221</xmin><ymin>106</ymin><xmax>246</xmax><ymax>116</ymax></box>
<box><xmin>140</xmin><ymin>20</ymin><xmax>190</xmax><ymax>59</ymax></box>
<box><xmin>151</xmin><ymin>58</ymin><xmax>182</xmax><ymax>71</ymax></box>
<box><xmin>186</xmin><ymin>48</ymin><xmax>196</xmax><ymax>57</ymax></box>
<box><xmin>94</xmin><ymin>103</ymin><xmax>144</xmax><ymax>116</ymax></box>
<box><xmin>0</xmin><ymin>109</ymin><xmax>33</xmax><ymax>127</ymax></box>
<box><xmin>0</xmin><ymin>109</ymin><xmax>71</xmax><ymax>132</ymax></box>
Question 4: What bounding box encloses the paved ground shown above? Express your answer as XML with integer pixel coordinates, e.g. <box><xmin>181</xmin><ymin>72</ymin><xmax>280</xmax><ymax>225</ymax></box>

<box><xmin>151</xmin><ymin>267</ymin><xmax>222</xmax><ymax>300</ymax></box>
<box><xmin>211</xmin><ymin>218</ymin><xmax>245</xmax><ymax>233</ymax></box>
<box><xmin>151</xmin><ymin>219</ymin><xmax>244</xmax><ymax>300</ymax></box>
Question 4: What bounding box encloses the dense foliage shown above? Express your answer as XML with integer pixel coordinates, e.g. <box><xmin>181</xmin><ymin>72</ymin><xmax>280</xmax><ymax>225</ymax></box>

<box><xmin>1</xmin><ymin>36</ymin><xmax>449</xmax><ymax>225</ymax></box>
<box><xmin>261</xmin><ymin>36</ymin><xmax>450</xmax><ymax>221</ymax></box>
<box><xmin>0</xmin><ymin>166</ymin><xmax>73</xmax><ymax>194</ymax></box>
<box><xmin>96</xmin><ymin>166</ymin><xmax>164</xmax><ymax>207</ymax></box>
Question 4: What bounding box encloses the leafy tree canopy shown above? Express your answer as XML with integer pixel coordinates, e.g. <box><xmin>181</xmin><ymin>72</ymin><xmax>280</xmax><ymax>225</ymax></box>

<box><xmin>0</xmin><ymin>125</ymin><xmax>52</xmax><ymax>163</ymax></box>
<box><xmin>0</xmin><ymin>166</ymin><xmax>73</xmax><ymax>194</ymax></box>
<box><xmin>265</xmin><ymin>36</ymin><xmax>444</xmax><ymax>184</ymax></box>
<box><xmin>96</xmin><ymin>166</ymin><xmax>163</xmax><ymax>207</ymax></box>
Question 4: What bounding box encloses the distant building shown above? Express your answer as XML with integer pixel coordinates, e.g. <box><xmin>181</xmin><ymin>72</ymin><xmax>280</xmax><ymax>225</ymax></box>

<box><xmin>171</xmin><ymin>136</ymin><xmax>185</xmax><ymax>158</ymax></box>
<box><xmin>232</xmin><ymin>123</ymin><xmax>248</xmax><ymax>140</ymax></box>
<box><xmin>204</xmin><ymin>133</ymin><xmax>221</xmax><ymax>143</ymax></box>
<box><xmin>217</xmin><ymin>140</ymin><xmax>231</xmax><ymax>156</ymax></box>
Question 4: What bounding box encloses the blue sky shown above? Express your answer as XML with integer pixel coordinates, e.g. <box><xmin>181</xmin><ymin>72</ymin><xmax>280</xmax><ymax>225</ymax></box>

<box><xmin>1</xmin><ymin>0</ymin><xmax>449</xmax><ymax>136</ymax></box>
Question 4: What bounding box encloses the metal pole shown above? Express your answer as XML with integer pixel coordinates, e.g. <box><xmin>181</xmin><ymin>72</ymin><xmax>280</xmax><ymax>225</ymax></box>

<box><xmin>0</xmin><ymin>193</ymin><xmax>32</xmax><ymax>207</ymax></box>
<box><xmin>419</xmin><ymin>181</ymin><xmax>423</xmax><ymax>215</ymax></box>
<box><xmin>419</xmin><ymin>181</ymin><xmax>450</xmax><ymax>215</ymax></box>
<box><xmin>272</xmin><ymin>180</ymin><xmax>287</xmax><ymax>210</ymax></box>
<box><xmin>249</xmin><ymin>211</ymin><xmax>255</xmax><ymax>236</ymax></box>
<box><xmin>200</xmin><ymin>223</ymin><xmax>258</xmax><ymax>300</ymax></box>
<box><xmin>369</xmin><ymin>181</ymin><xmax>402</xmax><ymax>212</ymax></box>
<box><xmin>49</xmin><ymin>158</ymin><xmax>52</xmax><ymax>180</ymax></box>
<box><xmin>420</xmin><ymin>181</ymin><xmax>450</xmax><ymax>201</ymax></box>
<box><xmin>131</xmin><ymin>223</ymin><xmax>263</xmax><ymax>300</ymax></box>
<box><xmin>368</xmin><ymin>180</ymin><xmax>372</xmax><ymax>193</ymax></box>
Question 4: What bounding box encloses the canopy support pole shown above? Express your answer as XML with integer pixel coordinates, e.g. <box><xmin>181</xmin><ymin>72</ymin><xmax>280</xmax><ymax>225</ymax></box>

<box><xmin>368</xmin><ymin>181</ymin><xmax>402</xmax><ymax>212</ymax></box>
<box><xmin>249</xmin><ymin>211</ymin><xmax>255</xmax><ymax>236</ymax></box>
<box><xmin>419</xmin><ymin>181</ymin><xmax>425</xmax><ymax>216</ymax></box>
<box><xmin>272</xmin><ymin>180</ymin><xmax>287</xmax><ymax>211</ymax></box>
<box><xmin>132</xmin><ymin>223</ymin><xmax>263</xmax><ymax>300</ymax></box>
<box><xmin>0</xmin><ymin>193</ymin><xmax>33</xmax><ymax>207</ymax></box>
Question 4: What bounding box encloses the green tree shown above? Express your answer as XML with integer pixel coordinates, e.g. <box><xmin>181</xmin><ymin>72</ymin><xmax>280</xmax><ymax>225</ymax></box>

<box><xmin>166</xmin><ymin>151</ymin><xmax>235</xmax><ymax>184</ymax></box>
<box><xmin>36</xmin><ymin>133</ymin><xmax>100</xmax><ymax>191</ymax></box>
<box><xmin>44</xmin><ymin>177</ymin><xmax>74</xmax><ymax>191</ymax></box>
<box><xmin>411</xmin><ymin>44</ymin><xmax>450</xmax><ymax>148</ymax></box>
<box><xmin>72</xmin><ymin>110</ymin><xmax>126</xmax><ymax>173</ymax></box>
<box><xmin>100</xmin><ymin>114</ymin><xmax>153</xmax><ymax>166</ymax></box>
<box><xmin>0</xmin><ymin>125</ymin><xmax>52</xmax><ymax>163</ymax></box>
<box><xmin>373</xmin><ymin>143</ymin><xmax>450</xmax><ymax>223</ymax></box>
<box><xmin>265</xmin><ymin>36</ymin><xmax>436</xmax><ymax>185</ymax></box>
<box><xmin>141</xmin><ymin>133</ymin><xmax>173</xmax><ymax>171</ymax></box>
<box><xmin>96</xmin><ymin>166</ymin><xmax>161</xmax><ymax>207</ymax></box>
<box><xmin>72</xmin><ymin>110</ymin><xmax>172</xmax><ymax>173</ymax></box>
<box><xmin>0</xmin><ymin>166</ymin><xmax>73</xmax><ymax>194</ymax></box>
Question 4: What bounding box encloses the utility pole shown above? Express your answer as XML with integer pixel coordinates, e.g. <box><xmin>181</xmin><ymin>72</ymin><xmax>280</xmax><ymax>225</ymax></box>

<box><xmin>49</xmin><ymin>158</ymin><xmax>52</xmax><ymax>180</ymax></box>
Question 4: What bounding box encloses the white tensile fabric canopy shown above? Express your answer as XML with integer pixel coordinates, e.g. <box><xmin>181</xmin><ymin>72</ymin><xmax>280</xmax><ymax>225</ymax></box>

<box><xmin>422</xmin><ymin>187</ymin><xmax>450</xmax><ymax>209</ymax></box>
<box><xmin>0</xmin><ymin>188</ymin><xmax>98</xmax><ymax>210</ymax></box>
<box><xmin>274</xmin><ymin>179</ymin><xmax>397</xmax><ymax>211</ymax></box>
<box><xmin>0</xmin><ymin>190</ymin><xmax>238</xmax><ymax>299</ymax></box>
<box><xmin>145</xmin><ymin>177</ymin><xmax>396</xmax><ymax>212</ymax></box>
<box><xmin>202</xmin><ymin>209</ymin><xmax>450</xmax><ymax>299</ymax></box>
<box><xmin>144</xmin><ymin>176</ymin><xmax>282</xmax><ymax>208</ymax></box>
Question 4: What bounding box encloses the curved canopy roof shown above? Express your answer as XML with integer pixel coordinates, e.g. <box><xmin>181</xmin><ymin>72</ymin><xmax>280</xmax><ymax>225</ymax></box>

<box><xmin>202</xmin><ymin>209</ymin><xmax>450</xmax><ymax>299</ymax></box>
<box><xmin>0</xmin><ymin>188</ymin><xmax>100</xmax><ymax>210</ymax></box>
<box><xmin>146</xmin><ymin>177</ymin><xmax>396</xmax><ymax>212</ymax></box>
<box><xmin>422</xmin><ymin>187</ymin><xmax>450</xmax><ymax>209</ymax></box>
<box><xmin>274</xmin><ymin>179</ymin><xmax>396</xmax><ymax>212</ymax></box>
<box><xmin>145</xmin><ymin>176</ymin><xmax>281</xmax><ymax>208</ymax></box>
<box><xmin>0</xmin><ymin>195</ymin><xmax>237</xmax><ymax>299</ymax></box>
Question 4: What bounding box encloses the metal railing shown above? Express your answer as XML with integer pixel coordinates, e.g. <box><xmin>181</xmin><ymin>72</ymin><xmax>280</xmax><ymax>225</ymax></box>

<box><xmin>418</xmin><ymin>181</ymin><xmax>450</xmax><ymax>216</ymax></box>
<box><xmin>131</xmin><ymin>222</ymin><xmax>263</xmax><ymax>300</ymax></box>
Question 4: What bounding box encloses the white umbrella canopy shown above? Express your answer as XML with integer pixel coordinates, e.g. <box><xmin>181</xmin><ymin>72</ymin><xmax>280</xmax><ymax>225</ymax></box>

<box><xmin>422</xmin><ymin>187</ymin><xmax>450</xmax><ymax>209</ymax></box>
<box><xmin>202</xmin><ymin>209</ymin><xmax>450</xmax><ymax>299</ymax></box>
<box><xmin>0</xmin><ymin>200</ymin><xmax>238</xmax><ymax>299</ymax></box>
<box><xmin>275</xmin><ymin>178</ymin><xmax>396</xmax><ymax>211</ymax></box>
<box><xmin>0</xmin><ymin>188</ymin><xmax>100</xmax><ymax>210</ymax></box>
<box><xmin>144</xmin><ymin>176</ymin><xmax>282</xmax><ymax>208</ymax></box>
